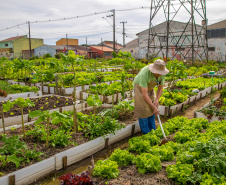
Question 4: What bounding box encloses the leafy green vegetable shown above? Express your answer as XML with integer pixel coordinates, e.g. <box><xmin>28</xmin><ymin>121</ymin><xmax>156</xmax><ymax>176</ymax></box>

<box><xmin>109</xmin><ymin>149</ymin><xmax>135</xmax><ymax>166</ymax></box>
<box><xmin>93</xmin><ymin>159</ymin><xmax>119</xmax><ymax>179</ymax></box>
<box><xmin>166</xmin><ymin>162</ymin><xmax>194</xmax><ymax>185</ymax></box>
<box><xmin>134</xmin><ymin>153</ymin><xmax>161</xmax><ymax>174</ymax></box>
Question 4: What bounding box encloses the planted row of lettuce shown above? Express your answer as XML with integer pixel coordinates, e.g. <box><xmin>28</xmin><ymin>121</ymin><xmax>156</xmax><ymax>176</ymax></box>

<box><xmin>92</xmin><ymin>116</ymin><xmax>226</xmax><ymax>184</ymax></box>
<box><xmin>159</xmin><ymin>77</ymin><xmax>226</xmax><ymax>106</ymax></box>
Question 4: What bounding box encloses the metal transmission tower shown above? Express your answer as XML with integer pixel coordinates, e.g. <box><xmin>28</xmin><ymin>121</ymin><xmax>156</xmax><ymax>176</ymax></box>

<box><xmin>147</xmin><ymin>0</ymin><xmax>208</xmax><ymax>63</ymax></box>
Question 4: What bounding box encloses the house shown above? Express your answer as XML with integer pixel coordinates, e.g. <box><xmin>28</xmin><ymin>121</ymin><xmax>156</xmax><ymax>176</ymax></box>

<box><xmin>69</xmin><ymin>45</ymin><xmax>97</xmax><ymax>58</ymax></box>
<box><xmin>122</xmin><ymin>20</ymin><xmax>204</xmax><ymax>60</ymax></box>
<box><xmin>34</xmin><ymin>45</ymin><xmax>57</xmax><ymax>57</ymax></box>
<box><xmin>0</xmin><ymin>35</ymin><xmax>43</xmax><ymax>58</ymax></box>
<box><xmin>89</xmin><ymin>45</ymin><xmax>114</xmax><ymax>59</ymax></box>
<box><xmin>56</xmin><ymin>38</ymin><xmax>78</xmax><ymax>46</ymax></box>
<box><xmin>98</xmin><ymin>41</ymin><xmax>123</xmax><ymax>51</ymax></box>
<box><xmin>207</xmin><ymin>19</ymin><xmax>226</xmax><ymax>62</ymax></box>
<box><xmin>0</xmin><ymin>35</ymin><xmax>27</xmax><ymax>58</ymax></box>
<box><xmin>137</xmin><ymin>20</ymin><xmax>203</xmax><ymax>60</ymax></box>
<box><xmin>120</xmin><ymin>38</ymin><xmax>139</xmax><ymax>59</ymax></box>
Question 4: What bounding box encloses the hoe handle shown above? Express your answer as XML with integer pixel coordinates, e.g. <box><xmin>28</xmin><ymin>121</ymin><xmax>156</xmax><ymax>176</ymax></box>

<box><xmin>157</xmin><ymin>114</ymin><xmax>166</xmax><ymax>138</ymax></box>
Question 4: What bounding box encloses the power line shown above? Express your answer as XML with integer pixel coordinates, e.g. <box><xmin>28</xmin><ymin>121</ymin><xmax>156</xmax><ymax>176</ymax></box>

<box><xmin>30</xmin><ymin>25</ymin><xmax>111</xmax><ymax>35</ymax></box>
<box><xmin>0</xmin><ymin>7</ymin><xmax>151</xmax><ymax>32</ymax></box>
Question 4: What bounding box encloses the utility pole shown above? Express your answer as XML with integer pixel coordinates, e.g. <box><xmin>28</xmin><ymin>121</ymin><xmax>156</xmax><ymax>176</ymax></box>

<box><xmin>66</xmin><ymin>34</ymin><xmax>68</xmax><ymax>54</ymax></box>
<box><xmin>86</xmin><ymin>37</ymin><xmax>88</xmax><ymax>58</ymax></box>
<box><xmin>106</xmin><ymin>9</ymin><xmax>115</xmax><ymax>52</ymax></box>
<box><xmin>113</xmin><ymin>9</ymin><xmax>115</xmax><ymax>52</ymax></box>
<box><xmin>28</xmin><ymin>21</ymin><xmax>32</xmax><ymax>58</ymax></box>
<box><xmin>120</xmin><ymin>21</ymin><xmax>127</xmax><ymax>47</ymax></box>
<box><xmin>101</xmin><ymin>38</ymin><xmax>103</xmax><ymax>57</ymax></box>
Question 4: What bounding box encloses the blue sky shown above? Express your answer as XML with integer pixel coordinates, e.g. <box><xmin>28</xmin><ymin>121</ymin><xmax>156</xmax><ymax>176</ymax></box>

<box><xmin>0</xmin><ymin>0</ymin><xmax>225</xmax><ymax>45</ymax></box>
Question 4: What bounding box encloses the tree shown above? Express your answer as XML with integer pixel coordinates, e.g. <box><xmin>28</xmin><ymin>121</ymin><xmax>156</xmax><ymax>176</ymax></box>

<box><xmin>61</xmin><ymin>50</ymin><xmax>84</xmax><ymax>133</ymax></box>
<box><xmin>13</xmin><ymin>98</ymin><xmax>34</xmax><ymax>138</ymax></box>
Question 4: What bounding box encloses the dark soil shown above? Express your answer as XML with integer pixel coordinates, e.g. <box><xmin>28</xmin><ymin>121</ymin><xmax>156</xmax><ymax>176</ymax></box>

<box><xmin>81</xmin><ymin>107</ymin><xmax>138</xmax><ymax>126</ymax></box>
<box><xmin>92</xmin><ymin>163</ymin><xmax>176</xmax><ymax>185</ymax></box>
<box><xmin>0</xmin><ymin>95</ymin><xmax>73</xmax><ymax>118</ymax></box>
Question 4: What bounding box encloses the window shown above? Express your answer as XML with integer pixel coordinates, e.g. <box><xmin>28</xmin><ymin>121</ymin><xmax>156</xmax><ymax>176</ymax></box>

<box><xmin>175</xmin><ymin>47</ymin><xmax>185</xmax><ymax>51</ymax></box>
<box><xmin>208</xmin><ymin>47</ymin><xmax>215</xmax><ymax>51</ymax></box>
<box><xmin>207</xmin><ymin>28</ymin><xmax>226</xmax><ymax>39</ymax></box>
<box><xmin>104</xmin><ymin>52</ymin><xmax>111</xmax><ymax>56</ymax></box>
<box><xmin>159</xmin><ymin>36</ymin><xmax>167</xmax><ymax>42</ymax></box>
<box><xmin>5</xmin><ymin>43</ymin><xmax>8</xmax><ymax>47</ymax></box>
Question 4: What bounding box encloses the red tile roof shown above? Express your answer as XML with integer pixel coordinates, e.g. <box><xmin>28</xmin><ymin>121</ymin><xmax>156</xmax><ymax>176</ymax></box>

<box><xmin>90</xmin><ymin>45</ymin><xmax>114</xmax><ymax>52</ymax></box>
<box><xmin>0</xmin><ymin>35</ymin><xmax>27</xmax><ymax>43</ymax></box>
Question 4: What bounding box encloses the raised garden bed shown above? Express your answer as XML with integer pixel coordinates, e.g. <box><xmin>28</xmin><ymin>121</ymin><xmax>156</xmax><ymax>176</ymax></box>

<box><xmin>158</xmin><ymin>80</ymin><xmax>226</xmax><ymax>117</ymax></box>
<box><xmin>195</xmin><ymin>96</ymin><xmax>226</xmax><ymax>121</ymax></box>
<box><xmin>0</xmin><ymin>81</ymin><xmax>42</xmax><ymax>101</ymax></box>
<box><xmin>0</xmin><ymin>105</ymin><xmax>139</xmax><ymax>185</ymax></box>
<box><xmin>0</xmin><ymin>95</ymin><xmax>82</xmax><ymax>128</ymax></box>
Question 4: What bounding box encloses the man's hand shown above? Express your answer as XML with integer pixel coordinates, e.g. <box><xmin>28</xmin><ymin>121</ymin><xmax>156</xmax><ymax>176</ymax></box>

<box><xmin>153</xmin><ymin>106</ymin><xmax>159</xmax><ymax>115</ymax></box>
<box><xmin>153</xmin><ymin>99</ymin><xmax>159</xmax><ymax>108</ymax></box>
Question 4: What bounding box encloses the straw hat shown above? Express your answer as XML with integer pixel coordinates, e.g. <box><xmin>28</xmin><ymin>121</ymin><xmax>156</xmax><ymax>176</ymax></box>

<box><xmin>148</xmin><ymin>59</ymin><xmax>169</xmax><ymax>75</ymax></box>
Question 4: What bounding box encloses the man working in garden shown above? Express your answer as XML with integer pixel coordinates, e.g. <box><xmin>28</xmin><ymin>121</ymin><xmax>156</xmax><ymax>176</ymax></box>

<box><xmin>133</xmin><ymin>59</ymin><xmax>169</xmax><ymax>134</ymax></box>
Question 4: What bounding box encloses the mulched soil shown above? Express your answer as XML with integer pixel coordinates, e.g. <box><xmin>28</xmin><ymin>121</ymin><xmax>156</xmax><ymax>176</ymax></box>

<box><xmin>92</xmin><ymin>132</ymin><xmax>177</xmax><ymax>185</ymax></box>
<box><xmin>81</xmin><ymin>107</ymin><xmax>138</xmax><ymax>126</ymax></box>
<box><xmin>0</xmin><ymin>95</ymin><xmax>73</xmax><ymax>118</ymax></box>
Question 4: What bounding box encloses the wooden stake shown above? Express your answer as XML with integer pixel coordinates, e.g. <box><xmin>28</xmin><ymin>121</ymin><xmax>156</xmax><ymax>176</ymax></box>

<box><xmin>105</xmin><ymin>138</ymin><xmax>109</xmax><ymax>148</ymax></box>
<box><xmin>62</xmin><ymin>156</ymin><xmax>67</xmax><ymax>169</ymax></box>
<box><xmin>131</xmin><ymin>124</ymin><xmax>135</xmax><ymax>136</ymax></box>
<box><xmin>164</xmin><ymin>107</ymin><xmax>168</xmax><ymax>118</ymax></box>
<box><xmin>9</xmin><ymin>175</ymin><xmax>15</xmax><ymax>185</ymax></box>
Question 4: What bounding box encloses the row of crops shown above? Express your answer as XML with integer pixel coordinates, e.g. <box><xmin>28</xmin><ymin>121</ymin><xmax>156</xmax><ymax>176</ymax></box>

<box><xmin>0</xmin><ymin>51</ymin><xmax>221</xmax><ymax>85</ymax></box>
<box><xmin>0</xmin><ymin>51</ymin><xmax>226</xmax><ymax>185</ymax></box>
<box><xmin>91</xmin><ymin>117</ymin><xmax>226</xmax><ymax>185</ymax></box>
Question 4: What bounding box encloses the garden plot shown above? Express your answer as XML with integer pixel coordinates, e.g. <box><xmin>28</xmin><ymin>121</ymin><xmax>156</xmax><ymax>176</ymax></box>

<box><xmin>0</xmin><ymin>121</ymin><xmax>140</xmax><ymax>185</ymax></box>
<box><xmin>158</xmin><ymin>77</ymin><xmax>226</xmax><ymax>117</ymax></box>
<box><xmin>41</xmin><ymin>78</ymin><xmax>134</xmax><ymax>96</ymax></box>
<box><xmin>76</xmin><ymin>90</ymin><xmax>134</xmax><ymax>104</ymax></box>
<box><xmin>195</xmin><ymin>95</ymin><xmax>226</xmax><ymax>122</ymax></box>
<box><xmin>0</xmin><ymin>95</ymin><xmax>88</xmax><ymax>128</ymax></box>
<box><xmin>0</xmin><ymin>81</ymin><xmax>42</xmax><ymax>101</ymax></box>
<box><xmin>89</xmin><ymin>117</ymin><xmax>226</xmax><ymax>185</ymax></box>
<box><xmin>0</xmin><ymin>100</ymin><xmax>140</xmax><ymax>185</ymax></box>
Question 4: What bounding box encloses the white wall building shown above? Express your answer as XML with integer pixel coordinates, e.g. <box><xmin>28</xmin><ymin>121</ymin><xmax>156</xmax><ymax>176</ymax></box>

<box><xmin>207</xmin><ymin>20</ymin><xmax>226</xmax><ymax>62</ymax></box>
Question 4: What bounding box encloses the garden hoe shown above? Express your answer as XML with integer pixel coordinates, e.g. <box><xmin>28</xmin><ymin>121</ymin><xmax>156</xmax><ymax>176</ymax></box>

<box><xmin>157</xmin><ymin>114</ymin><xmax>168</xmax><ymax>145</ymax></box>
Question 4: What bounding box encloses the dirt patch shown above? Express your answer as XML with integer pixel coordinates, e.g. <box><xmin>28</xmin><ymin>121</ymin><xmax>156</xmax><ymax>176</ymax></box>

<box><xmin>0</xmin><ymin>95</ymin><xmax>73</xmax><ymax>118</ymax></box>
<box><xmin>92</xmin><ymin>164</ymin><xmax>176</xmax><ymax>185</ymax></box>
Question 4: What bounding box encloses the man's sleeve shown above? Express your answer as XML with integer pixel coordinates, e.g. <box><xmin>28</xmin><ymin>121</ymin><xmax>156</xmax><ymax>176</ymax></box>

<box><xmin>139</xmin><ymin>74</ymin><xmax>148</xmax><ymax>88</ymax></box>
<box><xmin>160</xmin><ymin>75</ymin><xmax>165</xmax><ymax>85</ymax></box>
